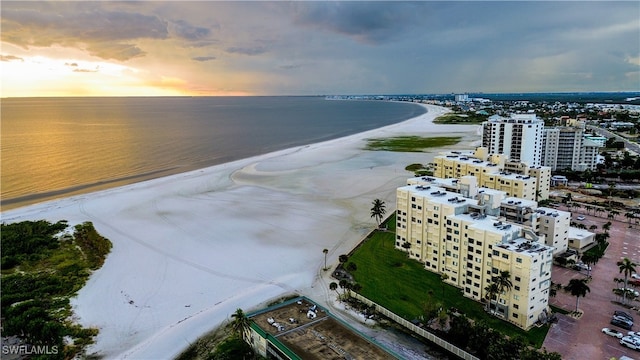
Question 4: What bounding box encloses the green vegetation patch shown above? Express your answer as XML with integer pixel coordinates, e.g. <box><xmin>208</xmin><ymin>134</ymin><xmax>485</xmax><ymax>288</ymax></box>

<box><xmin>346</xmin><ymin>217</ymin><xmax>549</xmax><ymax>349</ymax></box>
<box><xmin>364</xmin><ymin>136</ymin><xmax>461</xmax><ymax>152</ymax></box>
<box><xmin>433</xmin><ymin>113</ymin><xmax>488</xmax><ymax>124</ymax></box>
<box><xmin>1</xmin><ymin>220</ymin><xmax>112</xmax><ymax>359</ymax></box>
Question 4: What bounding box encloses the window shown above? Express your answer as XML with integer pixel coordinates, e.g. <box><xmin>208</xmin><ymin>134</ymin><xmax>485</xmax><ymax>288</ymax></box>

<box><xmin>501</xmin><ymin>253</ymin><xmax>508</xmax><ymax>259</ymax></box>
<box><xmin>515</xmin><ymin>276</ymin><xmax>521</xmax><ymax>282</ymax></box>
<box><xmin>516</xmin><ymin>258</ymin><xmax>522</xmax><ymax>263</ymax></box>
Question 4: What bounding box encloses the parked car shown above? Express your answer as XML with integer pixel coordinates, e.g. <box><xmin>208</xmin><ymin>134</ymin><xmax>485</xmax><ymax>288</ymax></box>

<box><xmin>573</xmin><ymin>262</ymin><xmax>591</xmax><ymax>271</ymax></box>
<box><xmin>630</xmin><ymin>279</ymin><xmax>640</xmax><ymax>286</ymax></box>
<box><xmin>628</xmin><ymin>331</ymin><xmax>640</xmax><ymax>340</ymax></box>
<box><xmin>612</xmin><ymin>318</ymin><xmax>634</xmax><ymax>330</ymax></box>
<box><xmin>632</xmin><ymin>273</ymin><xmax>640</xmax><ymax>280</ymax></box>
<box><xmin>621</xmin><ymin>336</ymin><xmax>640</xmax><ymax>350</ymax></box>
<box><xmin>576</xmin><ymin>215</ymin><xmax>585</xmax><ymax>221</ymax></box>
<box><xmin>603</xmin><ymin>327</ymin><xmax>624</xmax><ymax>338</ymax></box>
<box><xmin>611</xmin><ymin>315</ymin><xmax>633</xmax><ymax>330</ymax></box>
<box><xmin>623</xmin><ymin>288</ymin><xmax>640</xmax><ymax>297</ymax></box>
<box><xmin>616</xmin><ymin>310</ymin><xmax>635</xmax><ymax>322</ymax></box>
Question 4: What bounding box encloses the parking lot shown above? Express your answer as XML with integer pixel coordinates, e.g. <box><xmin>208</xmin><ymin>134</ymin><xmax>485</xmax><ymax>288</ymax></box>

<box><xmin>543</xmin><ymin>208</ymin><xmax>639</xmax><ymax>359</ymax></box>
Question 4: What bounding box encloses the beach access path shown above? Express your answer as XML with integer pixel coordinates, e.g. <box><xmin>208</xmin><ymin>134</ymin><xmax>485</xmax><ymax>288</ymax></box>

<box><xmin>0</xmin><ymin>104</ymin><xmax>481</xmax><ymax>359</ymax></box>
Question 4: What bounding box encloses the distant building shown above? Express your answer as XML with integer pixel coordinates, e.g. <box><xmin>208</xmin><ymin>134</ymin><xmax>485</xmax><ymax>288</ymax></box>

<box><xmin>481</xmin><ymin>114</ymin><xmax>544</xmax><ymax>166</ymax></box>
<box><xmin>455</xmin><ymin>93</ymin><xmax>470</xmax><ymax>102</ymax></box>
<box><xmin>541</xmin><ymin>126</ymin><xmax>603</xmax><ymax>171</ymax></box>
<box><xmin>432</xmin><ymin>147</ymin><xmax>551</xmax><ymax>200</ymax></box>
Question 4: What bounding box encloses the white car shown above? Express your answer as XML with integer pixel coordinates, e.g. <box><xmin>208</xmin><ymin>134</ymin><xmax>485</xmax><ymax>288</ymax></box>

<box><xmin>602</xmin><ymin>327</ymin><xmax>624</xmax><ymax>338</ymax></box>
<box><xmin>632</xmin><ymin>273</ymin><xmax>640</xmax><ymax>280</ymax></box>
<box><xmin>623</xmin><ymin>288</ymin><xmax>640</xmax><ymax>297</ymax></box>
<box><xmin>621</xmin><ymin>336</ymin><xmax>640</xmax><ymax>350</ymax></box>
<box><xmin>576</xmin><ymin>215</ymin><xmax>585</xmax><ymax>221</ymax></box>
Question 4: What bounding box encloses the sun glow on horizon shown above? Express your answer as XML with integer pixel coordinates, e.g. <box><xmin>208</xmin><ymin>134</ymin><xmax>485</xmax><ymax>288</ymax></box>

<box><xmin>0</xmin><ymin>54</ymin><xmax>203</xmax><ymax>97</ymax></box>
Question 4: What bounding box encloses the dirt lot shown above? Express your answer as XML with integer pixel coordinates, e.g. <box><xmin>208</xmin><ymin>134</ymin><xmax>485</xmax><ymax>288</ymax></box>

<box><xmin>543</xmin><ymin>204</ymin><xmax>640</xmax><ymax>359</ymax></box>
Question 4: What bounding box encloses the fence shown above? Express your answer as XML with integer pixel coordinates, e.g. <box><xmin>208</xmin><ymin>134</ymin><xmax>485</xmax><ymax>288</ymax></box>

<box><xmin>351</xmin><ymin>293</ymin><xmax>480</xmax><ymax>360</ymax></box>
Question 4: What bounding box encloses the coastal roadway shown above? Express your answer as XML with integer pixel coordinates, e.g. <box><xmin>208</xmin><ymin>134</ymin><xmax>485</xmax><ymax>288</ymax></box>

<box><xmin>587</xmin><ymin>125</ymin><xmax>640</xmax><ymax>155</ymax></box>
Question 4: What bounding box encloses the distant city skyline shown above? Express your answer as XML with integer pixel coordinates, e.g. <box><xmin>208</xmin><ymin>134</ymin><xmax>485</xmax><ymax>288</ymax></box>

<box><xmin>1</xmin><ymin>1</ymin><xmax>639</xmax><ymax>97</ymax></box>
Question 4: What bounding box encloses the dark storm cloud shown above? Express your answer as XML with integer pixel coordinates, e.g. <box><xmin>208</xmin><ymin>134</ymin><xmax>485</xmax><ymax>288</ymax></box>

<box><xmin>172</xmin><ymin>20</ymin><xmax>212</xmax><ymax>40</ymax></box>
<box><xmin>225</xmin><ymin>46</ymin><xmax>268</xmax><ymax>56</ymax></box>
<box><xmin>290</xmin><ymin>2</ymin><xmax>427</xmax><ymax>44</ymax></box>
<box><xmin>0</xmin><ymin>3</ymin><xmax>167</xmax><ymax>60</ymax></box>
<box><xmin>192</xmin><ymin>56</ymin><xmax>216</xmax><ymax>62</ymax></box>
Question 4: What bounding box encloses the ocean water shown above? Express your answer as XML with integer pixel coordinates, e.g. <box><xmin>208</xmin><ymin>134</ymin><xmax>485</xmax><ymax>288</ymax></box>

<box><xmin>1</xmin><ymin>96</ymin><xmax>425</xmax><ymax>210</ymax></box>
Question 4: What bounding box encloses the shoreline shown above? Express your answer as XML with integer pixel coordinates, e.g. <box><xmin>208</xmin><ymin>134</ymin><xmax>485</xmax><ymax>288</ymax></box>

<box><xmin>1</xmin><ymin>98</ymin><xmax>428</xmax><ymax>212</ymax></box>
<box><xmin>1</xmin><ymin>104</ymin><xmax>481</xmax><ymax>359</ymax></box>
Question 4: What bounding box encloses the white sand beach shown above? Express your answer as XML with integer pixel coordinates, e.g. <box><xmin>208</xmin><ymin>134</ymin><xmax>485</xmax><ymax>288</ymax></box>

<box><xmin>1</xmin><ymin>104</ymin><xmax>481</xmax><ymax>359</ymax></box>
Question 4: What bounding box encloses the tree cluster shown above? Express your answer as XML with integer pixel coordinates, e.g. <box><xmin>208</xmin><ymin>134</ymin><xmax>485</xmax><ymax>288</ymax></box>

<box><xmin>0</xmin><ymin>220</ymin><xmax>112</xmax><ymax>359</ymax></box>
<box><xmin>446</xmin><ymin>317</ymin><xmax>561</xmax><ymax>360</ymax></box>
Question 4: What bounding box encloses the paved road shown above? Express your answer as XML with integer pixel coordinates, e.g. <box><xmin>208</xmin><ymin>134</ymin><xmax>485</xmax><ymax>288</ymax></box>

<box><xmin>543</xmin><ymin>206</ymin><xmax>639</xmax><ymax>359</ymax></box>
<box><xmin>587</xmin><ymin>125</ymin><xmax>640</xmax><ymax>154</ymax></box>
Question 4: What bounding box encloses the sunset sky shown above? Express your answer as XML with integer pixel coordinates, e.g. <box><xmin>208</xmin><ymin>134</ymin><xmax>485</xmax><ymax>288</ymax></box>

<box><xmin>1</xmin><ymin>1</ymin><xmax>639</xmax><ymax>97</ymax></box>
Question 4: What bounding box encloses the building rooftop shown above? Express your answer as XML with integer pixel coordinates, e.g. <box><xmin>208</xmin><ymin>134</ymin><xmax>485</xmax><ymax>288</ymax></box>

<box><xmin>403</xmin><ymin>184</ymin><xmax>479</xmax><ymax>207</ymax></box>
<box><xmin>501</xmin><ymin>197</ymin><xmax>537</xmax><ymax>208</ymax></box>
<box><xmin>536</xmin><ymin>207</ymin><xmax>570</xmax><ymax>217</ymax></box>
<box><xmin>451</xmin><ymin>212</ymin><xmax>522</xmax><ymax>234</ymax></box>
<box><xmin>248</xmin><ymin>297</ymin><xmax>398</xmax><ymax>360</ymax></box>
<box><xmin>494</xmin><ymin>237</ymin><xmax>554</xmax><ymax>256</ymax></box>
<box><xmin>568</xmin><ymin>227</ymin><xmax>595</xmax><ymax>241</ymax></box>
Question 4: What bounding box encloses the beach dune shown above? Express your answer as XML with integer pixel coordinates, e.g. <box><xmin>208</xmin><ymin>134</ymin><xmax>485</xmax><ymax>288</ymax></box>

<box><xmin>1</xmin><ymin>105</ymin><xmax>480</xmax><ymax>359</ymax></box>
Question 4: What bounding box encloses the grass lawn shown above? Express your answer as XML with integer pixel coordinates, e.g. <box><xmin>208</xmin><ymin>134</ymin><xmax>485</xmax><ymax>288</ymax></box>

<box><xmin>363</xmin><ymin>136</ymin><xmax>461</xmax><ymax>152</ymax></box>
<box><xmin>345</xmin><ymin>217</ymin><xmax>550</xmax><ymax>347</ymax></box>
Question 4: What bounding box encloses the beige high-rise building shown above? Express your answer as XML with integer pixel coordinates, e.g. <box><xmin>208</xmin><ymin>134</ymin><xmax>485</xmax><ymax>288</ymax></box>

<box><xmin>432</xmin><ymin>147</ymin><xmax>551</xmax><ymax>201</ymax></box>
<box><xmin>395</xmin><ymin>179</ymin><xmax>555</xmax><ymax>330</ymax></box>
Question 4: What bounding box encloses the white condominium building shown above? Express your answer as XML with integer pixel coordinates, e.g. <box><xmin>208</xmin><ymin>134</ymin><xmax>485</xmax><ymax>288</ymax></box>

<box><xmin>481</xmin><ymin>114</ymin><xmax>544</xmax><ymax>166</ymax></box>
<box><xmin>395</xmin><ymin>178</ymin><xmax>555</xmax><ymax>329</ymax></box>
<box><xmin>541</xmin><ymin>127</ymin><xmax>603</xmax><ymax>171</ymax></box>
<box><xmin>432</xmin><ymin>147</ymin><xmax>551</xmax><ymax>201</ymax></box>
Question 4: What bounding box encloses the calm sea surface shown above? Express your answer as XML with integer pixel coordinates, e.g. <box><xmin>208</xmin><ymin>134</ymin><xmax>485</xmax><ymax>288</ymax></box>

<box><xmin>1</xmin><ymin>96</ymin><xmax>425</xmax><ymax>210</ymax></box>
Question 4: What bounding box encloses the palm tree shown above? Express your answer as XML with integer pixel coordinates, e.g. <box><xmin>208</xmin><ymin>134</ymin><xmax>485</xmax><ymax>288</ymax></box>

<box><xmin>581</xmin><ymin>253</ymin><xmax>598</xmax><ymax>277</ymax></box>
<box><xmin>618</xmin><ymin>257</ymin><xmax>638</xmax><ymax>305</ymax></box>
<box><xmin>595</xmin><ymin>207</ymin><xmax>604</xmax><ymax>218</ymax></box>
<box><xmin>603</xmin><ymin>221</ymin><xmax>612</xmax><ymax>232</ymax></box>
<box><xmin>329</xmin><ymin>282</ymin><xmax>339</xmax><ymax>296</ymax></box>
<box><xmin>565</xmin><ymin>278</ymin><xmax>590</xmax><ymax>312</ymax></box>
<box><xmin>626</xmin><ymin>212</ymin><xmax>635</xmax><ymax>225</ymax></box>
<box><xmin>231</xmin><ymin>308</ymin><xmax>250</xmax><ymax>338</ymax></box>
<box><xmin>494</xmin><ymin>270</ymin><xmax>513</xmax><ymax>308</ymax></box>
<box><xmin>323</xmin><ymin>248</ymin><xmax>329</xmax><ymax>270</ymax></box>
<box><xmin>564</xmin><ymin>192</ymin><xmax>573</xmax><ymax>204</ymax></box>
<box><xmin>610</xmin><ymin>210</ymin><xmax>620</xmax><ymax>220</ymax></box>
<box><xmin>370</xmin><ymin>199</ymin><xmax>386</xmax><ymax>227</ymax></box>
<box><xmin>484</xmin><ymin>283</ymin><xmax>500</xmax><ymax>313</ymax></box>
<box><xmin>584</xmin><ymin>205</ymin><xmax>593</xmax><ymax>215</ymax></box>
